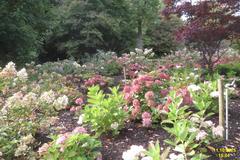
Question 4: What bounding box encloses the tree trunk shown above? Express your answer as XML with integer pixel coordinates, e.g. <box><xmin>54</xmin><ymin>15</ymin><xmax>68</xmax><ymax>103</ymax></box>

<box><xmin>136</xmin><ymin>20</ymin><xmax>143</xmax><ymax>49</ymax></box>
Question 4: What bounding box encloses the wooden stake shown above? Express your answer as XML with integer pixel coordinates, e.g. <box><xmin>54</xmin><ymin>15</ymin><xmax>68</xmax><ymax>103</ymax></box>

<box><xmin>218</xmin><ymin>79</ymin><xmax>224</xmax><ymax>133</ymax></box>
<box><xmin>123</xmin><ymin>66</ymin><xmax>126</xmax><ymax>83</ymax></box>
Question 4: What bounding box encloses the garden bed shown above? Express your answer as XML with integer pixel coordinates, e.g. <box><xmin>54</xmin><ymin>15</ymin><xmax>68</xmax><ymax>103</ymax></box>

<box><xmin>52</xmin><ymin>97</ymin><xmax>240</xmax><ymax>160</ymax></box>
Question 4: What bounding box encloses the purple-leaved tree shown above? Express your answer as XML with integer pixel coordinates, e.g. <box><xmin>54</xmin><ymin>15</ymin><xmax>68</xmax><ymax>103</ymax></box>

<box><xmin>163</xmin><ymin>0</ymin><xmax>240</xmax><ymax>73</ymax></box>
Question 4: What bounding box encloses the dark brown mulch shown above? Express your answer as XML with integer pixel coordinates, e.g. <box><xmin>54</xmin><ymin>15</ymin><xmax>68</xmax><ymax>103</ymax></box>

<box><xmin>100</xmin><ymin>122</ymin><xmax>170</xmax><ymax>160</ymax></box>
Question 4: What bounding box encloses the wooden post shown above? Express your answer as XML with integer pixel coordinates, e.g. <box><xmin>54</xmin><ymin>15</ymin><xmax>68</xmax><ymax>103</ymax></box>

<box><xmin>218</xmin><ymin>79</ymin><xmax>224</xmax><ymax>135</ymax></box>
<box><xmin>123</xmin><ymin>66</ymin><xmax>126</xmax><ymax>83</ymax></box>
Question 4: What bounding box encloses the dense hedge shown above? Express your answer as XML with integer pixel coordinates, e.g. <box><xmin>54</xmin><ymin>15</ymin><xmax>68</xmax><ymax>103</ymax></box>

<box><xmin>217</xmin><ymin>62</ymin><xmax>240</xmax><ymax>77</ymax></box>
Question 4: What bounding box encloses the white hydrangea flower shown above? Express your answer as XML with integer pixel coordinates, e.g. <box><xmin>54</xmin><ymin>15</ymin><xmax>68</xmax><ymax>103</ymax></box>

<box><xmin>176</xmin><ymin>65</ymin><xmax>182</xmax><ymax>69</ymax></box>
<box><xmin>73</xmin><ymin>61</ymin><xmax>81</xmax><ymax>68</ymax></box>
<box><xmin>53</xmin><ymin>95</ymin><xmax>68</xmax><ymax>110</ymax></box>
<box><xmin>40</xmin><ymin>90</ymin><xmax>55</xmax><ymax>104</ymax></box>
<box><xmin>77</xmin><ymin>114</ymin><xmax>84</xmax><ymax>125</ymax></box>
<box><xmin>17</xmin><ymin>68</ymin><xmax>28</xmax><ymax>81</ymax></box>
<box><xmin>0</xmin><ymin>61</ymin><xmax>17</xmax><ymax>77</ymax></box>
<box><xmin>189</xmin><ymin>127</ymin><xmax>198</xmax><ymax>133</ymax></box>
<box><xmin>212</xmin><ymin>125</ymin><xmax>224</xmax><ymax>137</ymax></box>
<box><xmin>110</xmin><ymin>122</ymin><xmax>119</xmax><ymax>130</ymax></box>
<box><xmin>194</xmin><ymin>75</ymin><xmax>199</xmax><ymax>79</ymax></box>
<box><xmin>5</xmin><ymin>62</ymin><xmax>16</xmax><ymax>71</ymax></box>
<box><xmin>210</xmin><ymin>91</ymin><xmax>219</xmax><ymax>98</ymax></box>
<box><xmin>141</xmin><ymin>156</ymin><xmax>153</xmax><ymax>160</ymax></box>
<box><xmin>135</xmin><ymin>48</ymin><xmax>143</xmax><ymax>54</ymax></box>
<box><xmin>122</xmin><ymin>145</ymin><xmax>146</xmax><ymax>160</ymax></box>
<box><xmin>14</xmin><ymin>144</ymin><xmax>28</xmax><ymax>157</ymax></box>
<box><xmin>21</xmin><ymin>134</ymin><xmax>35</xmax><ymax>145</ymax></box>
<box><xmin>168</xmin><ymin>153</ymin><xmax>184</xmax><ymax>160</ymax></box>
<box><xmin>190</xmin><ymin>115</ymin><xmax>200</xmax><ymax>123</ymax></box>
<box><xmin>188</xmin><ymin>84</ymin><xmax>201</xmax><ymax>91</ymax></box>
<box><xmin>196</xmin><ymin>130</ymin><xmax>207</xmax><ymax>141</ymax></box>
<box><xmin>189</xmin><ymin>72</ymin><xmax>195</xmax><ymax>77</ymax></box>
<box><xmin>22</xmin><ymin>92</ymin><xmax>37</xmax><ymax>105</ymax></box>
<box><xmin>3</xmin><ymin>92</ymin><xmax>23</xmax><ymax>110</ymax></box>
<box><xmin>130</xmin><ymin>52</ymin><xmax>136</xmax><ymax>56</ymax></box>
<box><xmin>202</xmin><ymin>120</ymin><xmax>214</xmax><ymax>128</ymax></box>
<box><xmin>144</xmin><ymin>48</ymin><xmax>153</xmax><ymax>55</ymax></box>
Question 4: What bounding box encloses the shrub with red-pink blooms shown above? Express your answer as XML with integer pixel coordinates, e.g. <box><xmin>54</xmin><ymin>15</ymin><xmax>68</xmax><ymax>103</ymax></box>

<box><xmin>123</xmin><ymin>73</ymin><xmax>171</xmax><ymax>126</ymax></box>
<box><xmin>122</xmin><ymin>71</ymin><xmax>198</xmax><ymax>127</ymax></box>
<box><xmin>84</xmin><ymin>75</ymin><xmax>107</xmax><ymax>87</ymax></box>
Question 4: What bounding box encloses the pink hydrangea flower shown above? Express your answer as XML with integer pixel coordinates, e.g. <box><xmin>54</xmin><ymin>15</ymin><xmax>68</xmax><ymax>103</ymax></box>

<box><xmin>70</xmin><ymin>107</ymin><xmax>76</xmax><ymax>112</ymax></box>
<box><xmin>159</xmin><ymin>73</ymin><xmax>170</xmax><ymax>80</ymax></box>
<box><xmin>72</xmin><ymin>127</ymin><xmax>87</xmax><ymax>134</ymax></box>
<box><xmin>142</xmin><ymin>112</ymin><xmax>152</xmax><ymax>127</ymax></box>
<box><xmin>154</xmin><ymin>80</ymin><xmax>162</xmax><ymax>85</ymax></box>
<box><xmin>163</xmin><ymin>106</ymin><xmax>169</xmax><ymax>112</ymax></box>
<box><xmin>123</xmin><ymin>105</ymin><xmax>129</xmax><ymax>112</ymax></box>
<box><xmin>123</xmin><ymin>85</ymin><xmax>131</xmax><ymax>93</ymax></box>
<box><xmin>132</xmin><ymin>99</ymin><xmax>140</xmax><ymax>108</ymax></box>
<box><xmin>131</xmin><ymin>107</ymin><xmax>140</xmax><ymax>118</ymax></box>
<box><xmin>124</xmin><ymin>93</ymin><xmax>133</xmax><ymax>103</ymax></box>
<box><xmin>132</xmin><ymin>84</ymin><xmax>141</xmax><ymax>93</ymax></box>
<box><xmin>56</xmin><ymin>133</ymin><xmax>70</xmax><ymax>145</ymax></box>
<box><xmin>157</xmin><ymin>104</ymin><xmax>164</xmax><ymax>110</ymax></box>
<box><xmin>132</xmin><ymin>79</ymin><xmax>139</xmax><ymax>85</ymax></box>
<box><xmin>162</xmin><ymin>97</ymin><xmax>172</xmax><ymax>112</ymax></box>
<box><xmin>142</xmin><ymin>112</ymin><xmax>151</xmax><ymax>119</ymax></box>
<box><xmin>75</xmin><ymin>106</ymin><xmax>82</xmax><ymax>111</ymax></box>
<box><xmin>38</xmin><ymin>143</ymin><xmax>50</xmax><ymax>156</ymax></box>
<box><xmin>147</xmin><ymin>99</ymin><xmax>157</xmax><ymax>108</ymax></box>
<box><xmin>145</xmin><ymin>81</ymin><xmax>154</xmax><ymax>88</ymax></box>
<box><xmin>160</xmin><ymin>89</ymin><xmax>169</xmax><ymax>97</ymax></box>
<box><xmin>75</xmin><ymin>97</ymin><xmax>84</xmax><ymax>105</ymax></box>
<box><xmin>144</xmin><ymin>91</ymin><xmax>155</xmax><ymax>101</ymax></box>
<box><xmin>178</xmin><ymin>88</ymin><xmax>193</xmax><ymax>106</ymax></box>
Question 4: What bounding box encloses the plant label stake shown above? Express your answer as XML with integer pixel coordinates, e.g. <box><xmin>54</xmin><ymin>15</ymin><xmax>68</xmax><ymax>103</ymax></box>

<box><xmin>225</xmin><ymin>88</ymin><xmax>229</xmax><ymax>140</ymax></box>
<box><xmin>218</xmin><ymin>79</ymin><xmax>224</xmax><ymax>136</ymax></box>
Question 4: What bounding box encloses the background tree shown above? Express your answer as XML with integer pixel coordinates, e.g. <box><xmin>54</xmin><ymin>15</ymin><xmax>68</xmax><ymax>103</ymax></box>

<box><xmin>163</xmin><ymin>0</ymin><xmax>240</xmax><ymax>73</ymax></box>
<box><xmin>127</xmin><ymin>0</ymin><xmax>162</xmax><ymax>49</ymax></box>
<box><xmin>145</xmin><ymin>15</ymin><xmax>183</xmax><ymax>56</ymax></box>
<box><xmin>41</xmin><ymin>0</ymin><xmax>135</xmax><ymax>61</ymax></box>
<box><xmin>0</xmin><ymin>0</ymin><xmax>53</xmax><ymax>65</ymax></box>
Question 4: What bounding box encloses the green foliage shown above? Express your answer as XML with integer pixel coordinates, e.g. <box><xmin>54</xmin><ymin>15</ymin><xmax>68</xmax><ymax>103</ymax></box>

<box><xmin>145</xmin><ymin>15</ymin><xmax>183</xmax><ymax>56</ymax></box>
<box><xmin>43</xmin><ymin>0</ymin><xmax>135</xmax><ymax>59</ymax></box>
<box><xmin>83</xmin><ymin>85</ymin><xmax>127</xmax><ymax>136</ymax></box>
<box><xmin>0</xmin><ymin>0</ymin><xmax>54</xmax><ymax>64</ymax></box>
<box><xmin>145</xmin><ymin>141</ymin><xmax>161</xmax><ymax>160</ymax></box>
<box><xmin>44</xmin><ymin>133</ymin><xmax>101</xmax><ymax>160</ymax></box>
<box><xmin>217</xmin><ymin>62</ymin><xmax>240</xmax><ymax>78</ymax></box>
<box><xmin>82</xmin><ymin>50</ymin><xmax>122</xmax><ymax>76</ymax></box>
<box><xmin>164</xmin><ymin>120</ymin><xmax>209</xmax><ymax>159</ymax></box>
<box><xmin>38</xmin><ymin>60</ymin><xmax>82</xmax><ymax>75</ymax></box>
<box><xmin>127</xmin><ymin>0</ymin><xmax>162</xmax><ymax>48</ymax></box>
<box><xmin>190</xmin><ymin>81</ymin><xmax>218</xmax><ymax>115</ymax></box>
<box><xmin>144</xmin><ymin>140</ymin><xmax>170</xmax><ymax>160</ymax></box>
<box><xmin>99</xmin><ymin>61</ymin><xmax>122</xmax><ymax>76</ymax></box>
<box><xmin>161</xmin><ymin>91</ymin><xmax>191</xmax><ymax>125</ymax></box>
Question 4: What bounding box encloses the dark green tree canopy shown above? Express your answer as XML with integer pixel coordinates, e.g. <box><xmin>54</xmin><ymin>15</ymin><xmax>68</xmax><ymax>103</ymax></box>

<box><xmin>0</xmin><ymin>0</ymin><xmax>53</xmax><ymax>65</ymax></box>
